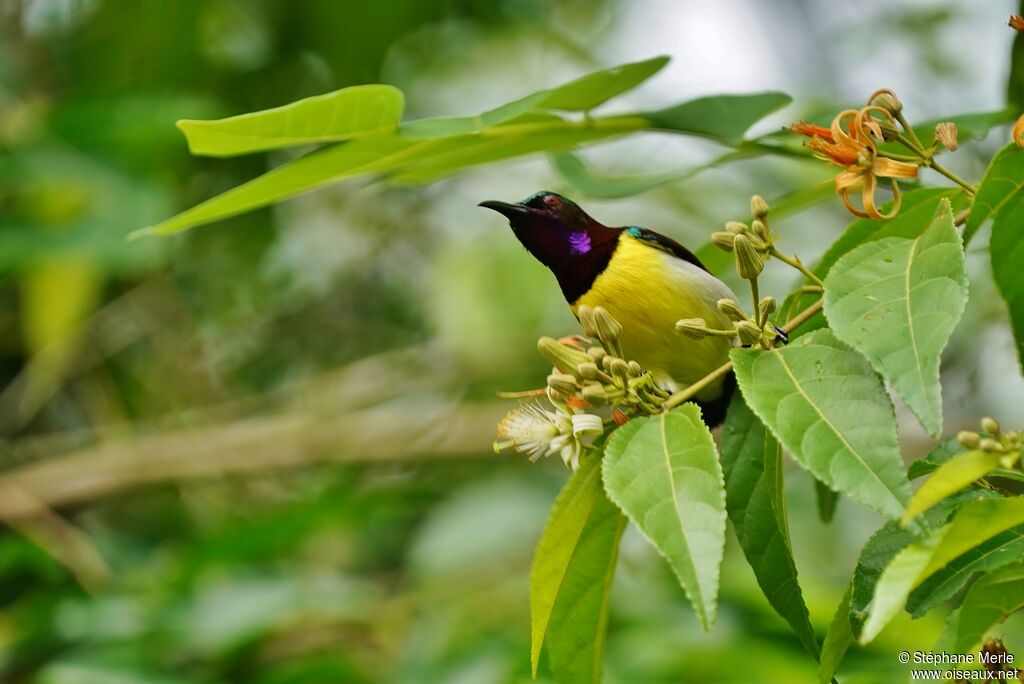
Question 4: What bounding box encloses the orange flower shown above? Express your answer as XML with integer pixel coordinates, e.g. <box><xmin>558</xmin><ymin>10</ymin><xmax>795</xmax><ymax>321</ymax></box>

<box><xmin>790</xmin><ymin>102</ymin><xmax>918</xmax><ymax>220</ymax></box>
<box><xmin>1013</xmin><ymin>113</ymin><xmax>1024</xmax><ymax>149</ymax></box>
<box><xmin>1010</xmin><ymin>15</ymin><xmax>1024</xmax><ymax>32</ymax></box>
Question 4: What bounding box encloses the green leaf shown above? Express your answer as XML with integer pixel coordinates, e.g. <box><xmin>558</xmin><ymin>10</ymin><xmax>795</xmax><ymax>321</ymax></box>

<box><xmin>644</xmin><ymin>92</ymin><xmax>792</xmax><ymax>145</ymax></box>
<box><xmin>964</xmin><ymin>143</ymin><xmax>1024</xmax><ymax>243</ymax></box>
<box><xmin>903</xmin><ymin>450</ymin><xmax>1003</xmax><ymax>523</ymax></box>
<box><xmin>823</xmin><ymin>199</ymin><xmax>968</xmax><ymax>437</ymax></box>
<box><xmin>136</xmin><ymin>117</ymin><xmax>639</xmax><ymax>237</ymax></box>
<box><xmin>907</xmin><ymin>524</ymin><xmax>1024</xmax><ymax>618</ymax></box>
<box><xmin>847</xmin><ymin>491</ymin><xmax>984</xmax><ymax>636</ymax></box>
<box><xmin>387</xmin><ymin>119</ymin><xmax>636</xmax><ymax>184</ymax></box>
<box><xmin>990</xmin><ymin>178</ymin><xmax>1024</xmax><ymax>369</ymax></box>
<box><xmin>908</xmin><ymin>436</ymin><xmax>964</xmax><ymax>479</ymax></box>
<box><xmin>721</xmin><ymin>394</ymin><xmax>819</xmax><ymax>658</ymax></box>
<box><xmin>953</xmin><ymin>561</ymin><xmax>1024</xmax><ymax>653</ymax></box>
<box><xmin>818</xmin><ymin>584</ymin><xmax>854</xmax><ymax>684</ymax></box>
<box><xmin>602</xmin><ymin>403</ymin><xmax>727</xmax><ymax>630</ymax></box>
<box><xmin>548</xmin><ymin>151</ymin><xmax>700</xmax><ymax>199</ymax></box>
<box><xmin>859</xmin><ymin>523</ymin><xmax>950</xmax><ymax>643</ymax></box>
<box><xmin>531</xmin><ymin>453</ymin><xmax>626</xmax><ymax>683</ymax></box>
<box><xmin>403</xmin><ymin>56</ymin><xmax>670</xmax><ymax>138</ymax></box>
<box><xmin>539</xmin><ymin>56</ymin><xmax>670</xmax><ymax>111</ymax></box>
<box><xmin>399</xmin><ymin>94</ymin><xmax>553</xmax><ymax>139</ymax></box>
<box><xmin>815</xmin><ymin>480</ymin><xmax>839</xmax><ymax>523</ymax></box>
<box><xmin>815</xmin><ymin>188</ymin><xmax>966</xmax><ymax>279</ymax></box>
<box><xmin>859</xmin><ymin>495</ymin><xmax>1024</xmax><ymax>643</ymax></box>
<box><xmin>731</xmin><ymin>329</ymin><xmax>910</xmax><ymax>520</ymax></box>
<box><xmin>176</xmin><ymin>85</ymin><xmax>404</xmax><ymax>156</ymax></box>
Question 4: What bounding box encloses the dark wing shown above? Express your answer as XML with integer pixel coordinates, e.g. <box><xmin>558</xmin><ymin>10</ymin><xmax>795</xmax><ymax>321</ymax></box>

<box><xmin>624</xmin><ymin>226</ymin><xmax>707</xmax><ymax>271</ymax></box>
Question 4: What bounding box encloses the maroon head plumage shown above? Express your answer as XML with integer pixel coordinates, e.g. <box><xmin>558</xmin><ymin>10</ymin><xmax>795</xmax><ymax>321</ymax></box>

<box><xmin>479</xmin><ymin>191</ymin><xmax>621</xmax><ymax>302</ymax></box>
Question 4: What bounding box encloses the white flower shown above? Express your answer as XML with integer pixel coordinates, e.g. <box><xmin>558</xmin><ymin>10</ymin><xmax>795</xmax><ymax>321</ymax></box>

<box><xmin>495</xmin><ymin>402</ymin><xmax>604</xmax><ymax>470</ymax></box>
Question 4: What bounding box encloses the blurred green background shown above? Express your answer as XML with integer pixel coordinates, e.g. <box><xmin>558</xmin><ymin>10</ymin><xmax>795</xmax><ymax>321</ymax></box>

<box><xmin>1</xmin><ymin>1</ymin><xmax>1023</xmax><ymax>682</ymax></box>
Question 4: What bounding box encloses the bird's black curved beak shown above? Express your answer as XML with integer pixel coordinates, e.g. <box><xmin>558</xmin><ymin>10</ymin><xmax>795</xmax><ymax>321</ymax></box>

<box><xmin>479</xmin><ymin>200</ymin><xmax>530</xmax><ymax>219</ymax></box>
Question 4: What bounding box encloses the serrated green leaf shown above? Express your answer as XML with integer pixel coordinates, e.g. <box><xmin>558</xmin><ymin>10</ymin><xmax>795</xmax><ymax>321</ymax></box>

<box><xmin>990</xmin><ymin>182</ymin><xmax>1024</xmax><ymax>370</ymax></box>
<box><xmin>953</xmin><ymin>561</ymin><xmax>1024</xmax><ymax>653</ymax></box>
<box><xmin>731</xmin><ymin>329</ymin><xmax>910</xmax><ymax>520</ymax></box>
<box><xmin>965</xmin><ymin>143</ymin><xmax>1024</xmax><ymax>243</ymax></box>
<box><xmin>815</xmin><ymin>188</ymin><xmax>966</xmax><ymax>280</ymax></box>
<box><xmin>721</xmin><ymin>394</ymin><xmax>819</xmax><ymax>658</ymax></box>
<box><xmin>602</xmin><ymin>403</ymin><xmax>726</xmax><ymax>630</ymax></box>
<box><xmin>847</xmin><ymin>490</ymin><xmax>985</xmax><ymax>636</ymax></box>
<box><xmin>644</xmin><ymin>92</ymin><xmax>792</xmax><ymax>145</ymax></box>
<box><xmin>177</xmin><ymin>85</ymin><xmax>404</xmax><ymax>156</ymax></box>
<box><xmin>907</xmin><ymin>524</ymin><xmax>1024</xmax><ymax>618</ymax></box>
<box><xmin>908</xmin><ymin>436</ymin><xmax>964</xmax><ymax>479</ymax></box>
<box><xmin>860</xmin><ymin>523</ymin><xmax>950</xmax><ymax>644</ymax></box>
<box><xmin>531</xmin><ymin>452</ymin><xmax>626</xmax><ymax>683</ymax></box>
<box><xmin>824</xmin><ymin>200</ymin><xmax>968</xmax><ymax>437</ymax></box>
<box><xmin>859</xmin><ymin>495</ymin><xmax>1024</xmax><ymax>643</ymax></box>
<box><xmin>779</xmin><ymin>189</ymin><xmax>966</xmax><ymax>341</ymax></box>
<box><xmin>540</xmin><ymin>56</ymin><xmax>670</xmax><ymax>111</ymax></box>
<box><xmin>818</xmin><ymin>584</ymin><xmax>854</xmax><ymax>684</ymax></box>
<box><xmin>903</xmin><ymin>451</ymin><xmax>1004</xmax><ymax>523</ymax></box>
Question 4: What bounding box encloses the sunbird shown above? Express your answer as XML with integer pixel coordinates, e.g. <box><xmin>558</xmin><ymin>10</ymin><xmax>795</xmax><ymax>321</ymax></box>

<box><xmin>480</xmin><ymin>191</ymin><xmax>739</xmax><ymax>424</ymax></box>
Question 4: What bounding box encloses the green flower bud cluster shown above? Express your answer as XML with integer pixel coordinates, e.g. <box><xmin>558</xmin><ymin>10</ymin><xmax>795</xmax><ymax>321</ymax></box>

<box><xmin>958</xmin><ymin>416</ymin><xmax>1023</xmax><ymax>469</ymax></box>
<box><xmin>538</xmin><ymin>306</ymin><xmax>669</xmax><ymax>415</ymax></box>
<box><xmin>675</xmin><ymin>297</ymin><xmax>780</xmax><ymax>349</ymax></box>
<box><xmin>710</xmin><ymin>197</ymin><xmax>775</xmax><ymax>281</ymax></box>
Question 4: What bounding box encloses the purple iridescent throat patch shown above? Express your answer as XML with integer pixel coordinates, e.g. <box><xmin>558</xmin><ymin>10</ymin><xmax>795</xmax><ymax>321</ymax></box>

<box><xmin>568</xmin><ymin>231</ymin><xmax>591</xmax><ymax>254</ymax></box>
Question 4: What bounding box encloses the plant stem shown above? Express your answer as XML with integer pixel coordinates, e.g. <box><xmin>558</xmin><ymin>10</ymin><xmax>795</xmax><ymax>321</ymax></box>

<box><xmin>894</xmin><ymin>110</ymin><xmax>925</xmax><ymax>150</ymax></box>
<box><xmin>893</xmin><ymin>133</ymin><xmax>977</xmax><ymax>195</ymax></box>
<box><xmin>749</xmin><ymin>278</ymin><xmax>761</xmax><ymax>325</ymax></box>
<box><xmin>663</xmin><ymin>360</ymin><xmax>734</xmax><ymax>411</ymax></box>
<box><xmin>662</xmin><ymin>296</ymin><xmax>823</xmax><ymax>411</ymax></box>
<box><xmin>927</xmin><ymin>160</ymin><xmax>977</xmax><ymax>195</ymax></box>
<box><xmin>769</xmin><ymin>247</ymin><xmax>824</xmax><ymax>288</ymax></box>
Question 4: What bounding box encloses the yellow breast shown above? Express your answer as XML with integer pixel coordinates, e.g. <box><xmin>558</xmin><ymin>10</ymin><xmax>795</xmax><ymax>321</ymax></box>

<box><xmin>572</xmin><ymin>233</ymin><xmax>737</xmax><ymax>400</ymax></box>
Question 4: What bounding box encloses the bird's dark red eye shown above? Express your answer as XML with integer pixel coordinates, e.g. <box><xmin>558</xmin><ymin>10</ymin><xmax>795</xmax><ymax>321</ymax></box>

<box><xmin>543</xmin><ymin>194</ymin><xmax>560</xmax><ymax>206</ymax></box>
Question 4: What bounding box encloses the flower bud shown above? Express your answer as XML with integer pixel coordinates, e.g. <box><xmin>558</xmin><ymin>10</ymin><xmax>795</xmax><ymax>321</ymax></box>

<box><xmin>735</xmin><ymin>320</ymin><xmax>763</xmax><ymax>346</ymax></box>
<box><xmin>537</xmin><ymin>336</ymin><xmax>590</xmax><ymax>377</ymax></box>
<box><xmin>581</xmin><ymin>383</ymin><xmax>619</xmax><ymax>403</ymax></box>
<box><xmin>750</xmin><ymin>195</ymin><xmax>770</xmax><ymax>219</ymax></box>
<box><xmin>980</xmin><ymin>438</ymin><xmax>1003</xmax><ymax>453</ymax></box>
<box><xmin>547</xmin><ymin>373</ymin><xmax>579</xmax><ymax>394</ymax></box>
<box><xmin>872</xmin><ymin>90</ymin><xmax>902</xmax><ymax>114</ymax></box>
<box><xmin>957</xmin><ymin>431</ymin><xmax>981</xmax><ymax>449</ymax></box>
<box><xmin>717</xmin><ymin>299</ymin><xmax>747</xmax><ymax>322</ymax></box>
<box><xmin>734</xmin><ymin>233</ymin><xmax>766</xmax><ymax>280</ymax></box>
<box><xmin>606</xmin><ymin>356</ymin><xmax>629</xmax><ymax>383</ymax></box>
<box><xmin>592</xmin><ymin>306</ymin><xmax>623</xmax><ymax>347</ymax></box>
<box><xmin>577</xmin><ymin>362</ymin><xmax>601</xmax><ymax>381</ymax></box>
<box><xmin>577</xmin><ymin>305</ymin><xmax>599</xmax><ymax>337</ymax></box>
<box><xmin>1014</xmin><ymin>113</ymin><xmax>1024</xmax><ymax>149</ymax></box>
<box><xmin>676</xmin><ymin>317</ymin><xmax>709</xmax><ymax>339</ymax></box>
<box><xmin>724</xmin><ymin>220</ymin><xmax>747</xmax><ymax>235</ymax></box>
<box><xmin>627</xmin><ymin>360</ymin><xmax>643</xmax><ymax>377</ymax></box>
<box><xmin>751</xmin><ymin>219</ymin><xmax>771</xmax><ymax>243</ymax></box>
<box><xmin>711</xmin><ymin>231</ymin><xmax>736</xmax><ymax>252</ymax></box>
<box><xmin>586</xmin><ymin>346</ymin><xmax>606</xmax><ymax>364</ymax></box>
<box><xmin>982</xmin><ymin>417</ymin><xmax>1001</xmax><ymax>436</ymax></box>
<box><xmin>935</xmin><ymin>122</ymin><xmax>958</xmax><ymax>151</ymax></box>
<box><xmin>758</xmin><ymin>296</ymin><xmax>777</xmax><ymax>319</ymax></box>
